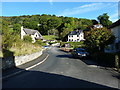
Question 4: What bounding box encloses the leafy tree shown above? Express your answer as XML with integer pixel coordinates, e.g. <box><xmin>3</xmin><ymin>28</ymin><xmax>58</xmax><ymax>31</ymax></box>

<box><xmin>84</xmin><ymin>27</ymin><xmax>115</xmax><ymax>52</ymax></box>
<box><xmin>2</xmin><ymin>20</ymin><xmax>14</xmax><ymax>49</ymax></box>
<box><xmin>28</xmin><ymin>21</ymin><xmax>39</xmax><ymax>30</ymax></box>
<box><xmin>13</xmin><ymin>24</ymin><xmax>21</xmax><ymax>34</ymax></box>
<box><xmin>97</xmin><ymin>13</ymin><xmax>112</xmax><ymax>27</ymax></box>
<box><xmin>92</xmin><ymin>19</ymin><xmax>99</xmax><ymax>25</ymax></box>
<box><xmin>23</xmin><ymin>35</ymin><xmax>32</xmax><ymax>42</ymax></box>
<box><xmin>47</xmin><ymin>17</ymin><xmax>62</xmax><ymax>35</ymax></box>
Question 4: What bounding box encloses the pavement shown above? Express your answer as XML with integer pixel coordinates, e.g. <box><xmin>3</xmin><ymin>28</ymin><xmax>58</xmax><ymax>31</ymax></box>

<box><xmin>2</xmin><ymin>47</ymin><xmax>120</xmax><ymax>89</ymax></box>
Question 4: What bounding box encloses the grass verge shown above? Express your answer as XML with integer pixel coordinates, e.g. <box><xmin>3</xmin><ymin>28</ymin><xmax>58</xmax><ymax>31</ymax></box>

<box><xmin>43</xmin><ymin>35</ymin><xmax>58</xmax><ymax>40</ymax></box>
<box><xmin>10</xmin><ymin>42</ymin><xmax>42</xmax><ymax>56</ymax></box>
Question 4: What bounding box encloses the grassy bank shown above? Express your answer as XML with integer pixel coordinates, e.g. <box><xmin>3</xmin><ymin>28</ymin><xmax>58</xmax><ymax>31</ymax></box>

<box><xmin>0</xmin><ymin>51</ymin><xmax>3</xmax><ymax>57</ymax></box>
<box><xmin>10</xmin><ymin>42</ymin><xmax>42</xmax><ymax>56</ymax></box>
<box><xmin>43</xmin><ymin>35</ymin><xmax>58</xmax><ymax>40</ymax></box>
<box><xmin>1</xmin><ymin>41</ymin><xmax>43</xmax><ymax>57</ymax></box>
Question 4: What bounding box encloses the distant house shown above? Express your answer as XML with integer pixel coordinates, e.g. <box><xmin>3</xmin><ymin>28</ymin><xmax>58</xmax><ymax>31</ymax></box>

<box><xmin>92</xmin><ymin>24</ymin><xmax>103</xmax><ymax>29</ymax></box>
<box><xmin>83</xmin><ymin>24</ymin><xmax>103</xmax><ymax>39</ymax></box>
<box><xmin>67</xmin><ymin>30</ymin><xmax>85</xmax><ymax>42</ymax></box>
<box><xmin>104</xmin><ymin>19</ymin><xmax>120</xmax><ymax>53</ymax></box>
<box><xmin>21</xmin><ymin>26</ymin><xmax>43</xmax><ymax>43</ymax></box>
<box><xmin>84</xmin><ymin>24</ymin><xmax>103</xmax><ymax>32</ymax></box>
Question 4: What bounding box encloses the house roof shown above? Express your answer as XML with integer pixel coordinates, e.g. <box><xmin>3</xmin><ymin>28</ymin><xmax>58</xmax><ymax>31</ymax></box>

<box><xmin>68</xmin><ymin>30</ymin><xmax>83</xmax><ymax>35</ymax></box>
<box><xmin>23</xmin><ymin>28</ymin><xmax>39</xmax><ymax>35</ymax></box>
<box><xmin>23</xmin><ymin>28</ymin><xmax>42</xmax><ymax>39</ymax></box>
<box><xmin>108</xmin><ymin>19</ymin><xmax>120</xmax><ymax>29</ymax></box>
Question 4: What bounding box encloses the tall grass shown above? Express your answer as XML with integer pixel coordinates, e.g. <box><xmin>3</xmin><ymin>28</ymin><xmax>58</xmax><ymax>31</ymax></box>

<box><xmin>10</xmin><ymin>41</ymin><xmax>42</xmax><ymax>56</ymax></box>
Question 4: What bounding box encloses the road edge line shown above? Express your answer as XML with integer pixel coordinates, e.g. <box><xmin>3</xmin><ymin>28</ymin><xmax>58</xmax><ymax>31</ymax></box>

<box><xmin>2</xmin><ymin>54</ymin><xmax>49</xmax><ymax>80</ymax></box>
<box><xmin>25</xmin><ymin>54</ymin><xmax>49</xmax><ymax>70</ymax></box>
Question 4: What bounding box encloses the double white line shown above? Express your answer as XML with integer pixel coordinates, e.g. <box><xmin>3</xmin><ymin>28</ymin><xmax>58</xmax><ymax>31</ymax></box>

<box><xmin>2</xmin><ymin>54</ymin><xmax>49</xmax><ymax>80</ymax></box>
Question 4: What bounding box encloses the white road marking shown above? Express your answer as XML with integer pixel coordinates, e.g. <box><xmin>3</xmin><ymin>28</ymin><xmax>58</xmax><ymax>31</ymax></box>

<box><xmin>25</xmin><ymin>54</ymin><xmax>49</xmax><ymax>70</ymax></box>
<box><xmin>2</xmin><ymin>54</ymin><xmax>49</xmax><ymax>80</ymax></box>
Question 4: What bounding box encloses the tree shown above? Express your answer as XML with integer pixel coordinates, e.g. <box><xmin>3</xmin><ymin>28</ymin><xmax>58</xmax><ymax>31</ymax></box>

<box><xmin>84</xmin><ymin>27</ymin><xmax>115</xmax><ymax>52</ymax></box>
<box><xmin>2</xmin><ymin>20</ymin><xmax>14</xmax><ymax>49</ymax></box>
<box><xmin>23</xmin><ymin>35</ymin><xmax>32</xmax><ymax>42</ymax></box>
<box><xmin>47</xmin><ymin>17</ymin><xmax>62</xmax><ymax>35</ymax></box>
<box><xmin>13</xmin><ymin>24</ymin><xmax>21</xmax><ymax>34</ymax></box>
<box><xmin>92</xmin><ymin>19</ymin><xmax>98</xmax><ymax>25</ymax></box>
<box><xmin>97</xmin><ymin>13</ymin><xmax>112</xmax><ymax>27</ymax></box>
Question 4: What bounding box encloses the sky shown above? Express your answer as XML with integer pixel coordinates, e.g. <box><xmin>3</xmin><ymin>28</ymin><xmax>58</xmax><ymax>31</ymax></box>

<box><xmin>2</xmin><ymin>2</ymin><xmax>119</xmax><ymax>22</ymax></box>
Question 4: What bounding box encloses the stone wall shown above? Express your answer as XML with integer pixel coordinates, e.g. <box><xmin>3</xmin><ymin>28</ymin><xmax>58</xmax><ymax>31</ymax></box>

<box><xmin>2</xmin><ymin>49</ymin><xmax>44</xmax><ymax>70</ymax></box>
<box><xmin>15</xmin><ymin>49</ymin><xmax>43</xmax><ymax>66</ymax></box>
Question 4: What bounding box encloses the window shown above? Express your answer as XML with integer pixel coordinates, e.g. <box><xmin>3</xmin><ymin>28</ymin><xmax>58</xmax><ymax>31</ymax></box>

<box><xmin>77</xmin><ymin>35</ymin><xmax>79</xmax><ymax>37</ymax></box>
<box><xmin>81</xmin><ymin>35</ymin><xmax>82</xmax><ymax>37</ymax></box>
<box><xmin>77</xmin><ymin>39</ymin><xmax>79</xmax><ymax>41</ymax></box>
<box><xmin>69</xmin><ymin>39</ymin><xmax>71</xmax><ymax>41</ymax></box>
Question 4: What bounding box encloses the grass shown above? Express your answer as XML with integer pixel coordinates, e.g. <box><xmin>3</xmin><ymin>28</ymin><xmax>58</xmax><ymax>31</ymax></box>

<box><xmin>0</xmin><ymin>51</ymin><xmax>3</xmax><ymax>57</ymax></box>
<box><xmin>42</xmin><ymin>35</ymin><xmax>58</xmax><ymax>40</ymax></box>
<box><xmin>0</xmin><ymin>35</ymin><xmax>2</xmax><ymax>57</ymax></box>
<box><xmin>1</xmin><ymin>42</ymin><xmax>43</xmax><ymax>57</ymax></box>
<box><xmin>10</xmin><ymin>42</ymin><xmax>42</xmax><ymax>56</ymax></box>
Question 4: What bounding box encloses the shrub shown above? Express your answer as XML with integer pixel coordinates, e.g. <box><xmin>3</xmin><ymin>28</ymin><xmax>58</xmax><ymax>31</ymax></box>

<box><xmin>23</xmin><ymin>35</ymin><xmax>32</xmax><ymax>42</ymax></box>
<box><xmin>60</xmin><ymin>41</ymin><xmax>84</xmax><ymax>48</ymax></box>
<box><xmin>35</xmin><ymin>40</ymin><xmax>46</xmax><ymax>46</ymax></box>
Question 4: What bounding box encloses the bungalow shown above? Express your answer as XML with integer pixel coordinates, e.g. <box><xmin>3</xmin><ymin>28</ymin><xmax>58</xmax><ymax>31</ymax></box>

<box><xmin>21</xmin><ymin>26</ymin><xmax>43</xmax><ymax>43</ymax></box>
<box><xmin>104</xmin><ymin>19</ymin><xmax>120</xmax><ymax>53</ymax></box>
<box><xmin>67</xmin><ymin>30</ymin><xmax>85</xmax><ymax>42</ymax></box>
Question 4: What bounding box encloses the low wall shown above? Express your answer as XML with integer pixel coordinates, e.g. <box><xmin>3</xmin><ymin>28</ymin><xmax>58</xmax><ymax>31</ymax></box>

<box><xmin>2</xmin><ymin>49</ymin><xmax>44</xmax><ymax>70</ymax></box>
<box><xmin>15</xmin><ymin>49</ymin><xmax>43</xmax><ymax>66</ymax></box>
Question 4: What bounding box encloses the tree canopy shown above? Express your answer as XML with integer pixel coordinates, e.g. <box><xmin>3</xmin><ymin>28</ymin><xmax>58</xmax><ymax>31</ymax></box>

<box><xmin>84</xmin><ymin>27</ymin><xmax>115</xmax><ymax>52</ymax></box>
<box><xmin>97</xmin><ymin>13</ymin><xmax>112</xmax><ymax>27</ymax></box>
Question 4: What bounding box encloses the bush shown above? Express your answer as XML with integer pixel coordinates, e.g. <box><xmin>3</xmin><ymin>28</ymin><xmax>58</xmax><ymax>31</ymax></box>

<box><xmin>60</xmin><ymin>41</ymin><xmax>84</xmax><ymax>48</ymax></box>
<box><xmin>91</xmin><ymin>52</ymin><xmax>118</xmax><ymax>67</ymax></box>
<box><xmin>35</xmin><ymin>40</ymin><xmax>46</xmax><ymax>46</ymax></box>
<box><xmin>23</xmin><ymin>35</ymin><xmax>32</xmax><ymax>42</ymax></box>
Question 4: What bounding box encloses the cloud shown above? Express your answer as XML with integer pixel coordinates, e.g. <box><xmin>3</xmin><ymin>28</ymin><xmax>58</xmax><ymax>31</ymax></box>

<box><xmin>58</xmin><ymin>3</ymin><xmax>112</xmax><ymax>17</ymax></box>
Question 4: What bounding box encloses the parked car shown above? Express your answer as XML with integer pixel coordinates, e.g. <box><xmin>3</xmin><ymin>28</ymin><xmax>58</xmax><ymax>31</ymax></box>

<box><xmin>71</xmin><ymin>48</ymin><xmax>89</xmax><ymax>59</ymax></box>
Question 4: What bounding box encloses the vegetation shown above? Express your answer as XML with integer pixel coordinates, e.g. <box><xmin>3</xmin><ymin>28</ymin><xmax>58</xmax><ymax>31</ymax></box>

<box><xmin>10</xmin><ymin>41</ymin><xmax>42</xmax><ymax>56</ymax></box>
<box><xmin>42</xmin><ymin>35</ymin><xmax>58</xmax><ymax>40</ymax></box>
<box><xmin>97</xmin><ymin>13</ymin><xmax>112</xmax><ymax>27</ymax></box>
<box><xmin>84</xmin><ymin>27</ymin><xmax>115</xmax><ymax>53</ymax></box>
<box><xmin>1</xmin><ymin>20</ymin><xmax>43</xmax><ymax>57</ymax></box>
<box><xmin>60</xmin><ymin>41</ymin><xmax>84</xmax><ymax>48</ymax></box>
<box><xmin>2</xmin><ymin>14</ymin><xmax>94</xmax><ymax>39</ymax></box>
<box><xmin>23</xmin><ymin>35</ymin><xmax>33</xmax><ymax>42</ymax></box>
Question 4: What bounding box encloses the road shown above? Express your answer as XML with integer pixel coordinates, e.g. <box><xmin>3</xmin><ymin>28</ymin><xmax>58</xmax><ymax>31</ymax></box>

<box><xmin>3</xmin><ymin>47</ymin><xmax>120</xmax><ymax>88</ymax></box>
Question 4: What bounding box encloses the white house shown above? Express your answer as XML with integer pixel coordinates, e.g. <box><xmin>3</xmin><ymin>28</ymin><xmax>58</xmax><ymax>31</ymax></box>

<box><xmin>21</xmin><ymin>26</ymin><xmax>43</xmax><ymax>43</ymax></box>
<box><xmin>67</xmin><ymin>30</ymin><xmax>85</xmax><ymax>42</ymax></box>
<box><xmin>93</xmin><ymin>24</ymin><xmax>103</xmax><ymax>29</ymax></box>
<box><xmin>104</xmin><ymin>19</ymin><xmax>120</xmax><ymax>53</ymax></box>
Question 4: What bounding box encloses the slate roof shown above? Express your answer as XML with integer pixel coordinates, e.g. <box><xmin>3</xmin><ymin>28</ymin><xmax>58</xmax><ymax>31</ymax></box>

<box><xmin>108</xmin><ymin>19</ymin><xmax>120</xmax><ymax>28</ymax></box>
<box><xmin>69</xmin><ymin>30</ymin><xmax>83</xmax><ymax>35</ymax></box>
<box><xmin>23</xmin><ymin>28</ymin><xmax>42</xmax><ymax>39</ymax></box>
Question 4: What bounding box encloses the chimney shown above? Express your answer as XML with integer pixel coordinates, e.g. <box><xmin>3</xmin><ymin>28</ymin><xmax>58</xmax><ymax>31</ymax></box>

<box><xmin>21</xmin><ymin>26</ymin><xmax>24</xmax><ymax>39</ymax></box>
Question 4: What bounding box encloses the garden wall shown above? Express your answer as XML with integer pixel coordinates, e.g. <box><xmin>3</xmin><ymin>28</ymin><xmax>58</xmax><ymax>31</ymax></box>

<box><xmin>2</xmin><ymin>49</ymin><xmax>44</xmax><ymax>70</ymax></box>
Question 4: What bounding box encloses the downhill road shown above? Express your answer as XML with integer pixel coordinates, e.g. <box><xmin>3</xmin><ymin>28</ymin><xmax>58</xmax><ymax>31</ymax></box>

<box><xmin>3</xmin><ymin>47</ymin><xmax>120</xmax><ymax>88</ymax></box>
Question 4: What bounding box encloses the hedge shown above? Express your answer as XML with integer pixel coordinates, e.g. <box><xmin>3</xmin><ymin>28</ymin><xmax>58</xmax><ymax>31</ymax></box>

<box><xmin>91</xmin><ymin>51</ymin><xmax>120</xmax><ymax>68</ymax></box>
